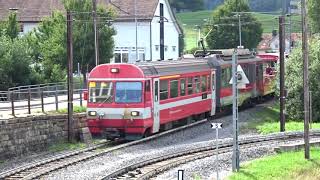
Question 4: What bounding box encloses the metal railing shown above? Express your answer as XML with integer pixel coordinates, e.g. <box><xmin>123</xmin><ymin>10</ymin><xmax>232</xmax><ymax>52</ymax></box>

<box><xmin>0</xmin><ymin>91</ymin><xmax>9</xmax><ymax>102</ymax></box>
<box><xmin>0</xmin><ymin>82</ymin><xmax>83</xmax><ymax>102</ymax></box>
<box><xmin>0</xmin><ymin>88</ymin><xmax>86</xmax><ymax>117</ymax></box>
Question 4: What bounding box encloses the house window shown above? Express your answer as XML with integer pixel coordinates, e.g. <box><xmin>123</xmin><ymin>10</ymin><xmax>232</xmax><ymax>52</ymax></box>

<box><xmin>138</xmin><ymin>52</ymin><xmax>145</xmax><ymax>61</ymax></box>
<box><xmin>114</xmin><ymin>47</ymin><xmax>145</xmax><ymax>63</ymax></box>
<box><xmin>122</xmin><ymin>53</ymin><xmax>128</xmax><ymax>63</ymax></box>
<box><xmin>114</xmin><ymin>53</ymin><xmax>121</xmax><ymax>63</ymax></box>
<box><xmin>155</xmin><ymin>45</ymin><xmax>159</xmax><ymax>51</ymax></box>
<box><xmin>172</xmin><ymin>46</ymin><xmax>176</xmax><ymax>52</ymax></box>
<box><xmin>164</xmin><ymin>46</ymin><xmax>168</xmax><ymax>51</ymax></box>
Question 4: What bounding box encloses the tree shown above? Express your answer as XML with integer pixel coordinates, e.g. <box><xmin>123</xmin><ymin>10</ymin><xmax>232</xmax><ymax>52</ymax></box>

<box><xmin>30</xmin><ymin>0</ymin><xmax>116</xmax><ymax>85</ymax></box>
<box><xmin>28</xmin><ymin>12</ymin><xmax>67</xmax><ymax>83</ymax></box>
<box><xmin>285</xmin><ymin>36</ymin><xmax>320</xmax><ymax>121</ymax></box>
<box><xmin>205</xmin><ymin>0</ymin><xmax>263</xmax><ymax>50</ymax></box>
<box><xmin>0</xmin><ymin>12</ymin><xmax>20</xmax><ymax>39</ymax></box>
<box><xmin>308</xmin><ymin>0</ymin><xmax>320</xmax><ymax>34</ymax></box>
<box><xmin>0</xmin><ymin>36</ymin><xmax>33</xmax><ymax>90</ymax></box>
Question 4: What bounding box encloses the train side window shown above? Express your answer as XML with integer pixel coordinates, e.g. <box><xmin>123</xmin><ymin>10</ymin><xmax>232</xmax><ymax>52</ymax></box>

<box><xmin>145</xmin><ymin>80</ymin><xmax>150</xmax><ymax>92</ymax></box>
<box><xmin>187</xmin><ymin>77</ymin><xmax>193</xmax><ymax>95</ymax></box>
<box><xmin>201</xmin><ymin>75</ymin><xmax>207</xmax><ymax>92</ymax></box>
<box><xmin>194</xmin><ymin>76</ymin><xmax>200</xmax><ymax>93</ymax></box>
<box><xmin>207</xmin><ymin>75</ymin><xmax>211</xmax><ymax>91</ymax></box>
<box><xmin>180</xmin><ymin>78</ymin><xmax>186</xmax><ymax>96</ymax></box>
<box><xmin>160</xmin><ymin>80</ymin><xmax>168</xmax><ymax>100</ymax></box>
<box><xmin>170</xmin><ymin>80</ymin><xmax>179</xmax><ymax>98</ymax></box>
<box><xmin>221</xmin><ymin>68</ymin><xmax>231</xmax><ymax>88</ymax></box>
<box><xmin>154</xmin><ymin>81</ymin><xmax>159</xmax><ymax>102</ymax></box>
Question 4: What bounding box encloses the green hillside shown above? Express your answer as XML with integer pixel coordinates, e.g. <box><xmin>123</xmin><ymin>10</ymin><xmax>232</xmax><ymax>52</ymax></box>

<box><xmin>176</xmin><ymin>10</ymin><xmax>302</xmax><ymax>50</ymax></box>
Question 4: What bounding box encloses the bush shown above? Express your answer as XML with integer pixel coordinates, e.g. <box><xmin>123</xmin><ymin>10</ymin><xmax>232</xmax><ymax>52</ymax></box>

<box><xmin>285</xmin><ymin>36</ymin><xmax>320</xmax><ymax>121</ymax></box>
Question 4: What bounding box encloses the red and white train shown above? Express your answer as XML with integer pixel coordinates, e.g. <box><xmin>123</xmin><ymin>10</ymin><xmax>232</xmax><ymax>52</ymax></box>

<box><xmin>85</xmin><ymin>49</ymin><xmax>278</xmax><ymax>140</ymax></box>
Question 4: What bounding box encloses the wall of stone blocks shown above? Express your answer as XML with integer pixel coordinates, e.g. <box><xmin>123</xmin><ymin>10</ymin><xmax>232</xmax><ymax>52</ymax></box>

<box><xmin>0</xmin><ymin>113</ymin><xmax>87</xmax><ymax>160</ymax></box>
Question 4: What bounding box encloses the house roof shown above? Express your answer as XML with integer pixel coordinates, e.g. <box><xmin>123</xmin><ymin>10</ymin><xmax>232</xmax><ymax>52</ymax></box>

<box><xmin>0</xmin><ymin>0</ymin><xmax>159</xmax><ymax>22</ymax></box>
<box><xmin>0</xmin><ymin>0</ymin><xmax>64</xmax><ymax>22</ymax></box>
<box><xmin>104</xmin><ymin>0</ymin><xmax>159</xmax><ymax>21</ymax></box>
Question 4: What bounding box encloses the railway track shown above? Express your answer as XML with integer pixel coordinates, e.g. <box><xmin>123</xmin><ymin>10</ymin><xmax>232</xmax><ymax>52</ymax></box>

<box><xmin>103</xmin><ymin>131</ymin><xmax>320</xmax><ymax>180</ymax></box>
<box><xmin>0</xmin><ymin>119</ymin><xmax>208</xmax><ymax>180</ymax></box>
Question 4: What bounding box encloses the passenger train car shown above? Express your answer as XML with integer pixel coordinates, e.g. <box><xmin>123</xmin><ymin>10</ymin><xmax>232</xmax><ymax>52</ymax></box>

<box><xmin>85</xmin><ymin>49</ymin><xmax>277</xmax><ymax>140</ymax></box>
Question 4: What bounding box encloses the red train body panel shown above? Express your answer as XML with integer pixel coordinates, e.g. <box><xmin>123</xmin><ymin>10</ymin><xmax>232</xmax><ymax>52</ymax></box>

<box><xmin>86</xmin><ymin>49</ymin><xmax>277</xmax><ymax>140</ymax></box>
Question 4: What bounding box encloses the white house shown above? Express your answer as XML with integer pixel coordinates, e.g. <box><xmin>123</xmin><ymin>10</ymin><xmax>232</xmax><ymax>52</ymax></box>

<box><xmin>110</xmin><ymin>0</ymin><xmax>182</xmax><ymax>63</ymax></box>
<box><xmin>0</xmin><ymin>0</ymin><xmax>182</xmax><ymax>62</ymax></box>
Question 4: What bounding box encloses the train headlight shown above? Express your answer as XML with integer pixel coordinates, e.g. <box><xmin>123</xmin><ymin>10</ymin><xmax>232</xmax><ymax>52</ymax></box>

<box><xmin>110</xmin><ymin>68</ymin><xmax>119</xmax><ymax>73</ymax></box>
<box><xmin>131</xmin><ymin>111</ymin><xmax>140</xmax><ymax>117</ymax></box>
<box><xmin>88</xmin><ymin>111</ymin><xmax>97</xmax><ymax>116</ymax></box>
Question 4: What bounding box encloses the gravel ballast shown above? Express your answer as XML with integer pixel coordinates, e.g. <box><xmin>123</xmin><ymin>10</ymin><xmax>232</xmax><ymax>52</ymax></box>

<box><xmin>1</xmin><ymin>101</ymin><xmax>278</xmax><ymax>179</ymax></box>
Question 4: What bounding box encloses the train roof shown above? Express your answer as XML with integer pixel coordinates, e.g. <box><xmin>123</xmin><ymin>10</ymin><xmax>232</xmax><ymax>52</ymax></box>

<box><xmin>89</xmin><ymin>49</ymin><xmax>262</xmax><ymax>79</ymax></box>
<box><xmin>136</xmin><ymin>58</ymin><xmax>212</xmax><ymax>76</ymax></box>
<box><xmin>135</xmin><ymin>50</ymin><xmax>261</xmax><ymax>77</ymax></box>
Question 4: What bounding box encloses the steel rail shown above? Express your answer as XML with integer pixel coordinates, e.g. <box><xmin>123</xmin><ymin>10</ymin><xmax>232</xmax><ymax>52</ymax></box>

<box><xmin>103</xmin><ymin>131</ymin><xmax>320</xmax><ymax>180</ymax></box>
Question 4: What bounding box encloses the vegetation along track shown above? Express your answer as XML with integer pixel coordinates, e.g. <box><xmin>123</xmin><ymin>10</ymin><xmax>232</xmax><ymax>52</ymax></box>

<box><xmin>0</xmin><ymin>119</ymin><xmax>207</xmax><ymax>180</ymax></box>
<box><xmin>103</xmin><ymin>131</ymin><xmax>320</xmax><ymax>180</ymax></box>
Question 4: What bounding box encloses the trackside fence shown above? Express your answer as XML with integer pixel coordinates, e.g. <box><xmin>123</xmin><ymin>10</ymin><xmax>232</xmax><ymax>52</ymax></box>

<box><xmin>2</xmin><ymin>89</ymin><xmax>86</xmax><ymax>117</ymax></box>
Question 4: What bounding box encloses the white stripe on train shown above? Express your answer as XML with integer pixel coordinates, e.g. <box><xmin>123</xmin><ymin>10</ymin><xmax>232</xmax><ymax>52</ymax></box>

<box><xmin>87</xmin><ymin>94</ymin><xmax>213</xmax><ymax>120</ymax></box>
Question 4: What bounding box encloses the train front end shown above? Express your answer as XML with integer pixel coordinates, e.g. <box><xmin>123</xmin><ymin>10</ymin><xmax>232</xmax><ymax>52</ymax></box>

<box><xmin>86</xmin><ymin>64</ymin><xmax>152</xmax><ymax>140</ymax></box>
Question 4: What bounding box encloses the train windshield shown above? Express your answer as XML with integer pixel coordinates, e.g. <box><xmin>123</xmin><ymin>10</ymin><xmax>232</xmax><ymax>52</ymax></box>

<box><xmin>89</xmin><ymin>81</ymin><xmax>113</xmax><ymax>103</ymax></box>
<box><xmin>115</xmin><ymin>82</ymin><xmax>142</xmax><ymax>103</ymax></box>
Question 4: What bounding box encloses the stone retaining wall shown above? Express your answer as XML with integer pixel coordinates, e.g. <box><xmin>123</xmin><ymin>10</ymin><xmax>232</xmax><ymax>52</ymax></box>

<box><xmin>0</xmin><ymin>114</ymin><xmax>87</xmax><ymax>160</ymax></box>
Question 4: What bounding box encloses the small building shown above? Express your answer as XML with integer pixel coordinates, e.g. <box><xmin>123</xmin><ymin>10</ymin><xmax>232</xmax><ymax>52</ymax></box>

<box><xmin>257</xmin><ymin>32</ymin><xmax>301</xmax><ymax>53</ymax></box>
<box><xmin>0</xmin><ymin>0</ymin><xmax>182</xmax><ymax>63</ymax></box>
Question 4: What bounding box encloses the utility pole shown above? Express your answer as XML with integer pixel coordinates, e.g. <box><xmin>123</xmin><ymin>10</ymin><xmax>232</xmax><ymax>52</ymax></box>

<box><xmin>134</xmin><ymin>0</ymin><xmax>138</xmax><ymax>61</ymax></box>
<box><xmin>232</xmin><ymin>50</ymin><xmax>239</xmax><ymax>172</ymax></box>
<box><xmin>301</xmin><ymin>0</ymin><xmax>310</xmax><ymax>160</ymax></box>
<box><xmin>92</xmin><ymin>0</ymin><xmax>99</xmax><ymax>66</ymax></box>
<box><xmin>279</xmin><ymin>16</ymin><xmax>286</xmax><ymax>132</ymax></box>
<box><xmin>160</xmin><ymin>3</ymin><xmax>164</xmax><ymax>60</ymax></box>
<box><xmin>287</xmin><ymin>9</ymin><xmax>292</xmax><ymax>53</ymax></box>
<box><xmin>67</xmin><ymin>11</ymin><xmax>74</xmax><ymax>142</ymax></box>
<box><xmin>237</xmin><ymin>13</ymin><xmax>242</xmax><ymax>47</ymax></box>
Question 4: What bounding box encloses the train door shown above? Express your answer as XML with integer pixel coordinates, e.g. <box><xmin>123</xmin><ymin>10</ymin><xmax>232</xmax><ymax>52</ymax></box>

<box><xmin>152</xmin><ymin>78</ymin><xmax>160</xmax><ymax>133</ymax></box>
<box><xmin>211</xmin><ymin>70</ymin><xmax>216</xmax><ymax>116</ymax></box>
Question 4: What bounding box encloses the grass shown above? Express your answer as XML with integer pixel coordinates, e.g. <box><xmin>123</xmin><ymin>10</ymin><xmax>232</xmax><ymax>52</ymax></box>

<box><xmin>258</xmin><ymin>122</ymin><xmax>320</xmax><ymax>135</ymax></box>
<box><xmin>176</xmin><ymin>10</ymin><xmax>302</xmax><ymax>50</ymax></box>
<box><xmin>228</xmin><ymin>148</ymin><xmax>320</xmax><ymax>180</ymax></box>
<box><xmin>243</xmin><ymin>102</ymin><xmax>320</xmax><ymax>134</ymax></box>
<box><xmin>56</xmin><ymin>106</ymin><xmax>87</xmax><ymax>114</ymax></box>
<box><xmin>48</xmin><ymin>141</ymin><xmax>87</xmax><ymax>152</ymax></box>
